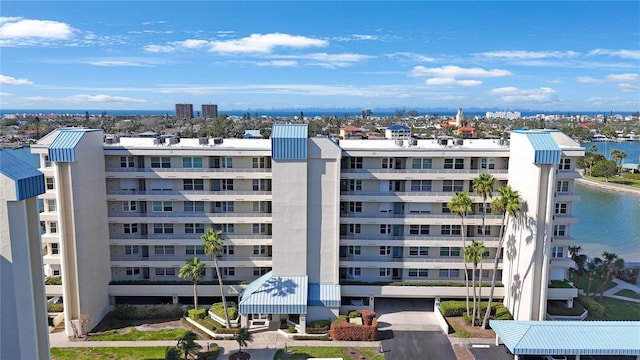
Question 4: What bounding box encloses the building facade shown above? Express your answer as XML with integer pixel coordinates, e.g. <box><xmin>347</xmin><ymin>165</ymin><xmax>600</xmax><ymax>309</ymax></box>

<box><xmin>31</xmin><ymin>125</ymin><xmax>584</xmax><ymax>329</ymax></box>
<box><xmin>202</xmin><ymin>104</ymin><xmax>218</xmax><ymax>119</ymax></box>
<box><xmin>175</xmin><ymin>103</ymin><xmax>194</xmax><ymax>120</ymax></box>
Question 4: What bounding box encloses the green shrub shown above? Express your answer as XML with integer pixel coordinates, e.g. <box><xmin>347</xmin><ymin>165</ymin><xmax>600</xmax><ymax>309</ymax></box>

<box><xmin>188</xmin><ymin>308</ymin><xmax>207</xmax><ymax>320</ymax></box>
<box><xmin>576</xmin><ymin>295</ymin><xmax>604</xmax><ymax>319</ymax></box>
<box><xmin>210</xmin><ymin>302</ymin><xmax>238</xmax><ymax>320</ymax></box>
<box><xmin>348</xmin><ymin>310</ymin><xmax>362</xmax><ymax>318</ymax></box>
<box><xmin>293</xmin><ymin>334</ymin><xmax>331</xmax><ymax>341</ymax></box>
<box><xmin>287</xmin><ymin>326</ymin><xmax>297</xmax><ymax>333</ymax></box>
<box><xmin>47</xmin><ymin>302</ymin><xmax>64</xmax><ymax>312</ymax></box>
<box><xmin>45</xmin><ymin>277</ymin><xmax>62</xmax><ymax>285</ymax></box>
<box><xmin>308</xmin><ymin>320</ymin><xmax>331</xmax><ymax>328</ymax></box>
<box><xmin>114</xmin><ymin>304</ymin><xmax>136</xmax><ymax>319</ymax></box>
<box><xmin>549</xmin><ymin>280</ymin><xmax>573</xmax><ymax>288</ymax></box>
<box><xmin>333</xmin><ymin>315</ymin><xmax>348</xmax><ymax>324</ymax></box>
<box><xmin>114</xmin><ymin>304</ymin><xmax>182</xmax><ymax>320</ymax></box>
<box><xmin>215</xmin><ymin>327</ymin><xmax>240</xmax><ymax>335</ymax></box>
<box><xmin>439</xmin><ymin>301</ymin><xmax>467</xmax><ymax>317</ymax></box>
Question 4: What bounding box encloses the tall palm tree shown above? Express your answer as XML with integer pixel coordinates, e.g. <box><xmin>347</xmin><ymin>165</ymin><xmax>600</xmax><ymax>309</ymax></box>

<box><xmin>596</xmin><ymin>252</ymin><xmax>622</xmax><ymax>301</ymax></box>
<box><xmin>235</xmin><ymin>327</ymin><xmax>254</xmax><ymax>354</ymax></box>
<box><xmin>481</xmin><ymin>185</ymin><xmax>521</xmax><ymax>329</ymax></box>
<box><xmin>586</xmin><ymin>258</ymin><xmax>601</xmax><ymax>297</ymax></box>
<box><xmin>202</xmin><ymin>228</ymin><xmax>231</xmax><ymax>328</ymax></box>
<box><xmin>465</xmin><ymin>240</ymin><xmax>485</xmax><ymax>326</ymax></box>
<box><xmin>178</xmin><ymin>257</ymin><xmax>205</xmax><ymax>310</ymax></box>
<box><xmin>472</xmin><ymin>173</ymin><xmax>495</xmax><ymax>244</ymax></box>
<box><xmin>448</xmin><ymin>191</ymin><xmax>473</xmax><ymax>316</ymax></box>
<box><xmin>176</xmin><ymin>331</ymin><xmax>201</xmax><ymax>360</ymax></box>
<box><xmin>568</xmin><ymin>245</ymin><xmax>586</xmax><ymax>284</ymax></box>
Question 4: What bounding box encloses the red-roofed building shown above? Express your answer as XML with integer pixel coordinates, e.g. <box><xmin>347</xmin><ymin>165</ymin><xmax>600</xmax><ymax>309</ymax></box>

<box><xmin>340</xmin><ymin>126</ymin><xmax>363</xmax><ymax>139</ymax></box>
<box><xmin>456</xmin><ymin>126</ymin><xmax>476</xmax><ymax>139</ymax></box>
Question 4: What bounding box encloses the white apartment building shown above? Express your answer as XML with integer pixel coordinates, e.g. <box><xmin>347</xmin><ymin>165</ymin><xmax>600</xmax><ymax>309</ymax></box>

<box><xmin>31</xmin><ymin>125</ymin><xmax>583</xmax><ymax>334</ymax></box>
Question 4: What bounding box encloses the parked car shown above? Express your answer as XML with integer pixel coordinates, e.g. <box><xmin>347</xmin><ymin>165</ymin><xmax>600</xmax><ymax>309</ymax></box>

<box><xmin>544</xmin><ymin>356</ymin><xmax>567</xmax><ymax>360</ymax></box>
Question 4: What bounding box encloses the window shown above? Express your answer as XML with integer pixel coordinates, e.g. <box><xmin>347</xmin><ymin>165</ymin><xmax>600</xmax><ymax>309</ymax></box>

<box><xmin>412</xmin><ymin>158</ymin><xmax>432</xmax><ymax>169</ymax></box>
<box><xmin>481</xmin><ymin>158</ymin><xmax>495</xmax><ymax>169</ymax></box>
<box><xmin>253</xmin><ymin>201</ymin><xmax>271</xmax><ymax>213</ymax></box>
<box><xmin>411</xmin><ymin>180</ymin><xmax>432</xmax><ymax>191</ymax></box>
<box><xmin>149</xmin><ymin>179</ymin><xmax>172</xmax><ymax>191</ymax></box>
<box><xmin>554</xmin><ymin>225</ymin><xmax>567</xmax><ymax>237</ymax></box>
<box><xmin>440</xmin><ymin>247</ymin><xmax>461</xmax><ymax>257</ymax></box>
<box><xmin>409</xmin><ymin>225</ymin><xmax>430</xmax><ymax>235</ymax></box>
<box><xmin>122</xmin><ymin>201</ymin><xmax>137</xmax><ymax>212</ymax></box>
<box><xmin>409</xmin><ymin>247</ymin><xmax>429</xmax><ymax>256</ymax></box>
<box><xmin>126</xmin><ymin>267</ymin><xmax>141</xmax><ymax>276</ymax></box>
<box><xmin>223</xmin><ymin>267</ymin><xmax>235</xmax><ymax>276</ymax></box>
<box><xmin>44</xmin><ymin>155</ymin><xmax>52</xmax><ymax>168</ymax></box>
<box><xmin>186</xmin><ymin>245</ymin><xmax>205</xmax><ymax>255</ymax></box>
<box><xmin>47</xmin><ymin>199</ymin><xmax>57</xmax><ymax>212</ymax></box>
<box><xmin>379</xmin><ymin>246</ymin><xmax>391</xmax><ymax>255</ymax></box>
<box><xmin>349</xmin><ymin>157</ymin><xmax>363</xmax><ymax>169</ymax></box>
<box><xmin>347</xmin><ymin>246</ymin><xmax>361</xmax><ymax>256</ymax></box>
<box><xmin>53</xmin><ymin>270</ymin><xmax>60</xmax><ymax>276</ymax></box>
<box><xmin>124</xmin><ymin>245</ymin><xmax>139</xmax><ymax>255</ymax></box>
<box><xmin>477</xmin><ymin>226</ymin><xmax>491</xmax><ymax>235</ymax></box>
<box><xmin>348</xmin><ymin>224</ymin><xmax>361</xmax><ymax>234</ymax></box>
<box><xmin>409</xmin><ymin>269</ymin><xmax>429</xmax><ymax>277</ymax></box>
<box><xmin>444</xmin><ymin>158</ymin><xmax>464</xmax><ymax>169</ymax></box>
<box><xmin>223</xmin><ymin>246</ymin><xmax>234</xmax><ymax>255</ymax></box>
<box><xmin>552</xmin><ymin>246</ymin><xmax>564</xmax><ymax>258</ymax></box>
<box><xmin>213</xmin><ymin>224</ymin><xmax>234</xmax><ymax>233</ymax></box>
<box><xmin>155</xmin><ymin>267</ymin><xmax>176</xmax><ymax>276</ymax></box>
<box><xmin>253</xmin><ymin>245</ymin><xmax>267</xmax><ymax>255</ymax></box>
<box><xmin>221</xmin><ymin>179</ymin><xmax>234</xmax><ymax>190</ymax></box>
<box><xmin>439</xmin><ymin>269</ymin><xmax>460</xmax><ymax>278</ymax></box>
<box><xmin>50</xmin><ymin>243</ymin><xmax>59</xmax><ymax>255</ymax></box>
<box><xmin>154</xmin><ymin>245</ymin><xmax>175</xmax><ymax>255</ymax></box>
<box><xmin>184</xmin><ymin>201</ymin><xmax>205</xmax><ymax>212</ymax></box>
<box><xmin>49</xmin><ymin>222</ymin><xmax>58</xmax><ymax>234</ymax></box>
<box><xmin>252</xmin><ymin>179</ymin><xmax>271</xmax><ymax>191</ymax></box>
<box><xmin>46</xmin><ymin>178</ymin><xmax>55</xmax><ymax>190</ymax></box>
<box><xmin>441</xmin><ymin>225</ymin><xmax>461</xmax><ymax>236</ymax></box>
<box><xmin>382</xmin><ymin>158</ymin><xmax>393</xmax><ymax>169</ymax></box>
<box><xmin>479</xmin><ymin>203</ymin><xmax>492</xmax><ymax>214</ymax></box>
<box><xmin>120</xmin><ymin>156</ymin><xmax>134</xmax><ymax>168</ymax></box>
<box><xmin>379</xmin><ymin>268</ymin><xmax>391</xmax><ymax>277</ymax></box>
<box><xmin>560</xmin><ymin>158</ymin><xmax>571</xmax><ymax>170</ymax></box>
<box><xmin>123</xmin><ymin>223</ymin><xmax>138</xmax><ymax>234</ymax></box>
<box><xmin>349</xmin><ymin>180</ymin><xmax>362</xmax><ymax>191</ymax></box>
<box><xmin>153</xmin><ymin>223</ymin><xmax>174</xmax><ymax>234</ymax></box>
<box><xmin>555</xmin><ymin>203</ymin><xmax>568</xmax><ymax>214</ymax></box>
<box><xmin>442</xmin><ymin>203</ymin><xmax>451</xmax><ymax>214</ymax></box>
<box><xmin>185</xmin><ymin>223</ymin><xmax>205</xmax><ymax>234</ymax></box>
<box><xmin>183</xmin><ymin>179</ymin><xmax>204</xmax><ymax>190</ymax></box>
<box><xmin>254</xmin><ymin>267</ymin><xmax>270</xmax><ymax>276</ymax></box>
<box><xmin>556</xmin><ymin>181</ymin><xmax>569</xmax><ymax>193</ymax></box>
<box><xmin>152</xmin><ymin>201</ymin><xmax>173</xmax><ymax>212</ymax></box>
<box><xmin>150</xmin><ymin>156</ymin><xmax>170</xmax><ymax>168</ymax></box>
<box><xmin>380</xmin><ymin>224</ymin><xmax>391</xmax><ymax>234</ymax></box>
<box><xmin>443</xmin><ymin>180</ymin><xmax>464</xmax><ymax>192</ymax></box>
<box><xmin>221</xmin><ymin>157</ymin><xmax>233</xmax><ymax>168</ymax></box>
<box><xmin>182</xmin><ymin>157</ymin><xmax>203</xmax><ymax>168</ymax></box>
<box><xmin>348</xmin><ymin>267</ymin><xmax>361</xmax><ymax>277</ymax></box>
<box><xmin>252</xmin><ymin>157</ymin><xmax>271</xmax><ymax>168</ymax></box>
<box><xmin>252</xmin><ymin>223</ymin><xmax>272</xmax><ymax>234</ymax></box>
<box><xmin>349</xmin><ymin>202</ymin><xmax>362</xmax><ymax>213</ymax></box>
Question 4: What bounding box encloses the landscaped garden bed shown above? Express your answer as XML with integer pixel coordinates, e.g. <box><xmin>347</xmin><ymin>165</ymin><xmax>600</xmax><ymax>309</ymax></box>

<box><xmin>274</xmin><ymin>346</ymin><xmax>383</xmax><ymax>360</ymax></box>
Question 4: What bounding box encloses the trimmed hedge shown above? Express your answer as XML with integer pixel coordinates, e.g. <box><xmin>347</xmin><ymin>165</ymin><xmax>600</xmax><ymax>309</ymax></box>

<box><xmin>188</xmin><ymin>308</ymin><xmax>207</xmax><ymax>320</ymax></box>
<box><xmin>215</xmin><ymin>327</ymin><xmax>240</xmax><ymax>335</ymax></box>
<box><xmin>47</xmin><ymin>303</ymin><xmax>64</xmax><ymax>312</ymax></box>
<box><xmin>45</xmin><ymin>277</ymin><xmax>62</xmax><ymax>285</ymax></box>
<box><xmin>293</xmin><ymin>334</ymin><xmax>331</xmax><ymax>341</ymax></box>
<box><xmin>210</xmin><ymin>302</ymin><xmax>238</xmax><ymax>320</ymax></box>
<box><xmin>114</xmin><ymin>304</ymin><xmax>183</xmax><ymax>320</ymax></box>
<box><xmin>576</xmin><ymin>295</ymin><xmax>604</xmax><ymax>319</ymax></box>
<box><xmin>330</xmin><ymin>310</ymin><xmax>378</xmax><ymax>341</ymax></box>
<box><xmin>440</xmin><ymin>300</ymin><xmax>511</xmax><ymax>324</ymax></box>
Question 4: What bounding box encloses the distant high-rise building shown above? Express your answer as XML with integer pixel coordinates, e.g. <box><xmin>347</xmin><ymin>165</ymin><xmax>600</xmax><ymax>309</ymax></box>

<box><xmin>175</xmin><ymin>103</ymin><xmax>194</xmax><ymax>119</ymax></box>
<box><xmin>202</xmin><ymin>104</ymin><xmax>218</xmax><ymax>119</ymax></box>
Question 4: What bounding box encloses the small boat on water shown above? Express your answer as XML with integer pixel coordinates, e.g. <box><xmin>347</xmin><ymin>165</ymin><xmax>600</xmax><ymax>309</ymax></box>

<box><xmin>591</xmin><ymin>134</ymin><xmax>609</xmax><ymax>142</ymax></box>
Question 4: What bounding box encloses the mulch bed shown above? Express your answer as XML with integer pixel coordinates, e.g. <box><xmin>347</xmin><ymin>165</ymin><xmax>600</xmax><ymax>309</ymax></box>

<box><xmin>341</xmin><ymin>347</ymin><xmax>375</xmax><ymax>360</ymax></box>
<box><xmin>448</xmin><ymin>316</ymin><xmax>495</xmax><ymax>338</ymax></box>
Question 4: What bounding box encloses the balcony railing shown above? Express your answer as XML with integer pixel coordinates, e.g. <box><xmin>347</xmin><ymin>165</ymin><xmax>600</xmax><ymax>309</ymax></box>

<box><xmin>339</xmin><ymin>256</ymin><xmax>497</xmax><ymax>264</ymax></box>
<box><xmin>341</xmin><ymin>168</ymin><xmax>509</xmax><ymax>175</ymax></box>
<box><xmin>340</xmin><ymin>234</ymin><xmax>500</xmax><ymax>242</ymax></box>
<box><xmin>107</xmin><ymin>190</ymin><xmax>271</xmax><ymax>196</ymax></box>
<box><xmin>110</xmin><ymin>233</ymin><xmax>271</xmax><ymax>240</ymax></box>
<box><xmin>340</xmin><ymin>190</ymin><xmax>501</xmax><ymax>198</ymax></box>
<box><xmin>108</xmin><ymin>211</ymin><xmax>272</xmax><ymax>218</ymax></box>
<box><xmin>106</xmin><ymin>167</ymin><xmax>271</xmax><ymax>173</ymax></box>
<box><xmin>340</xmin><ymin>212</ymin><xmax>501</xmax><ymax>220</ymax></box>
<box><xmin>110</xmin><ymin>255</ymin><xmax>272</xmax><ymax>262</ymax></box>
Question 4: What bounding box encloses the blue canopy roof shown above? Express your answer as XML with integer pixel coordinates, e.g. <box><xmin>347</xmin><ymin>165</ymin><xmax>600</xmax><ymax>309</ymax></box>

<box><xmin>491</xmin><ymin>320</ymin><xmax>640</xmax><ymax>356</ymax></box>
<box><xmin>48</xmin><ymin>129</ymin><xmax>99</xmax><ymax>162</ymax></box>
<box><xmin>271</xmin><ymin>124</ymin><xmax>307</xmax><ymax>160</ymax></box>
<box><xmin>513</xmin><ymin>130</ymin><xmax>562</xmax><ymax>164</ymax></box>
<box><xmin>239</xmin><ymin>271</ymin><xmax>308</xmax><ymax>314</ymax></box>
<box><xmin>0</xmin><ymin>149</ymin><xmax>45</xmax><ymax>201</ymax></box>
<box><xmin>308</xmin><ymin>283</ymin><xmax>341</xmax><ymax>307</ymax></box>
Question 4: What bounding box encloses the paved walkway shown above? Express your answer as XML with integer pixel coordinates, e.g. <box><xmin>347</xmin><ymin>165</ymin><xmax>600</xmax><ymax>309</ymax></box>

<box><xmin>603</xmin><ymin>278</ymin><xmax>640</xmax><ymax>303</ymax></box>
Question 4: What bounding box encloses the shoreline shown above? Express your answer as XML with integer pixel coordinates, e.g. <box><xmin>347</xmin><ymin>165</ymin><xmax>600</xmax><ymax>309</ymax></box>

<box><xmin>575</xmin><ymin>176</ymin><xmax>640</xmax><ymax>197</ymax></box>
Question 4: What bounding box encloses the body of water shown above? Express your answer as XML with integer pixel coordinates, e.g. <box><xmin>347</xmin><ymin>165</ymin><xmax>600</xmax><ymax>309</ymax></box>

<box><xmin>5</xmin><ymin>143</ymin><xmax>640</xmax><ymax>262</ymax></box>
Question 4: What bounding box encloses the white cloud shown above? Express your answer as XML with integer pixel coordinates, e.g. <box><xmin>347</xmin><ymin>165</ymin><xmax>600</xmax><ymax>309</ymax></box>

<box><xmin>269</xmin><ymin>53</ymin><xmax>373</xmax><ymax>68</ymax></box>
<box><xmin>333</xmin><ymin>34</ymin><xmax>379</xmax><ymax>41</ymax></box>
<box><xmin>86</xmin><ymin>57</ymin><xmax>165</xmax><ymax>67</ymax></box>
<box><xmin>619</xmin><ymin>83</ymin><xmax>640</xmax><ymax>93</ymax></box>
<box><xmin>577</xmin><ymin>77</ymin><xmax>603</xmax><ymax>84</ymax></box>
<box><xmin>490</xmin><ymin>87</ymin><xmax>558</xmax><ymax>103</ymax></box>
<box><xmin>386</xmin><ymin>52</ymin><xmax>436</xmax><ymax>63</ymax></box>
<box><xmin>144</xmin><ymin>44</ymin><xmax>175</xmax><ymax>53</ymax></box>
<box><xmin>587</xmin><ymin>48</ymin><xmax>640</xmax><ymax>60</ymax></box>
<box><xmin>476</xmin><ymin>50</ymin><xmax>579</xmax><ymax>59</ymax></box>
<box><xmin>425</xmin><ymin>77</ymin><xmax>482</xmax><ymax>87</ymax></box>
<box><xmin>209</xmin><ymin>33</ymin><xmax>327</xmax><ymax>53</ymax></box>
<box><xmin>255</xmin><ymin>60</ymin><xmax>298</xmax><ymax>67</ymax></box>
<box><xmin>0</xmin><ymin>92</ymin><xmax>12</xmax><ymax>97</ymax></box>
<box><xmin>605</xmin><ymin>73</ymin><xmax>638</xmax><ymax>83</ymax></box>
<box><xmin>0</xmin><ymin>74</ymin><xmax>33</xmax><ymax>85</ymax></box>
<box><xmin>411</xmin><ymin>65</ymin><xmax>511</xmax><ymax>78</ymax></box>
<box><xmin>0</xmin><ymin>18</ymin><xmax>73</xmax><ymax>39</ymax></box>
<box><xmin>65</xmin><ymin>94</ymin><xmax>147</xmax><ymax>103</ymax></box>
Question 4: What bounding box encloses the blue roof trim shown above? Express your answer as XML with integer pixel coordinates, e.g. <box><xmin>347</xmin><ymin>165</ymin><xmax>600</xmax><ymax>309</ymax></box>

<box><xmin>513</xmin><ymin>130</ymin><xmax>561</xmax><ymax>164</ymax></box>
<box><xmin>271</xmin><ymin>124</ymin><xmax>307</xmax><ymax>160</ymax></box>
<box><xmin>239</xmin><ymin>271</ymin><xmax>308</xmax><ymax>314</ymax></box>
<box><xmin>0</xmin><ymin>149</ymin><xmax>45</xmax><ymax>201</ymax></box>
<box><xmin>49</xmin><ymin>129</ymin><xmax>97</xmax><ymax>162</ymax></box>
<box><xmin>387</xmin><ymin>125</ymin><xmax>410</xmax><ymax>131</ymax></box>
<box><xmin>491</xmin><ymin>320</ymin><xmax>640</xmax><ymax>356</ymax></box>
<box><xmin>308</xmin><ymin>284</ymin><xmax>341</xmax><ymax>307</ymax></box>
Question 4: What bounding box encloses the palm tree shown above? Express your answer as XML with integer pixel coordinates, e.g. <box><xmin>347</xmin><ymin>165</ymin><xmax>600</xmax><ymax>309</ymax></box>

<box><xmin>178</xmin><ymin>257</ymin><xmax>205</xmax><ymax>310</ymax></box>
<box><xmin>165</xmin><ymin>347</ymin><xmax>181</xmax><ymax>360</ymax></box>
<box><xmin>610</xmin><ymin>149</ymin><xmax>627</xmax><ymax>175</ymax></box>
<box><xmin>465</xmin><ymin>240</ymin><xmax>485</xmax><ymax>326</ymax></box>
<box><xmin>472</xmin><ymin>173</ymin><xmax>495</xmax><ymax>243</ymax></box>
<box><xmin>176</xmin><ymin>331</ymin><xmax>201</xmax><ymax>360</ymax></box>
<box><xmin>202</xmin><ymin>228</ymin><xmax>231</xmax><ymax>328</ymax></box>
<box><xmin>235</xmin><ymin>327</ymin><xmax>254</xmax><ymax>354</ymax></box>
<box><xmin>568</xmin><ymin>246</ymin><xmax>586</xmax><ymax>285</ymax></box>
<box><xmin>481</xmin><ymin>185</ymin><xmax>522</xmax><ymax>329</ymax></box>
<box><xmin>448</xmin><ymin>191</ymin><xmax>473</xmax><ymax>316</ymax></box>
<box><xmin>596</xmin><ymin>252</ymin><xmax>623</xmax><ymax>301</ymax></box>
<box><xmin>586</xmin><ymin>258</ymin><xmax>601</xmax><ymax>297</ymax></box>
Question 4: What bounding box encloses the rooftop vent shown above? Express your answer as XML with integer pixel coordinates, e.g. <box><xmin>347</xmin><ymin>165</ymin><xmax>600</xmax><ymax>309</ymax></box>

<box><xmin>213</xmin><ymin>137</ymin><xmax>223</xmax><ymax>145</ymax></box>
<box><xmin>198</xmin><ymin>137</ymin><xmax>209</xmax><ymax>145</ymax></box>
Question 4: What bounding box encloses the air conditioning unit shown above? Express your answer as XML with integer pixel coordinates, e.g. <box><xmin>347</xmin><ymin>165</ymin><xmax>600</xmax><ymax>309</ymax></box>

<box><xmin>168</xmin><ymin>137</ymin><xmax>179</xmax><ymax>145</ymax></box>
<box><xmin>213</xmin><ymin>137</ymin><xmax>223</xmax><ymax>145</ymax></box>
<box><xmin>198</xmin><ymin>137</ymin><xmax>209</xmax><ymax>145</ymax></box>
<box><xmin>105</xmin><ymin>138</ymin><xmax>113</xmax><ymax>144</ymax></box>
<box><xmin>456</xmin><ymin>139</ymin><xmax>463</xmax><ymax>146</ymax></box>
<box><xmin>439</xmin><ymin>139</ymin><xmax>448</xmax><ymax>146</ymax></box>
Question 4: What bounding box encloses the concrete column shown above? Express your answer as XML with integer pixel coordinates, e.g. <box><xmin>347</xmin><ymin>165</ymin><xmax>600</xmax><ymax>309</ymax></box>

<box><xmin>241</xmin><ymin>314</ymin><xmax>249</xmax><ymax>328</ymax></box>
<box><xmin>299</xmin><ymin>314</ymin><xmax>306</xmax><ymax>334</ymax></box>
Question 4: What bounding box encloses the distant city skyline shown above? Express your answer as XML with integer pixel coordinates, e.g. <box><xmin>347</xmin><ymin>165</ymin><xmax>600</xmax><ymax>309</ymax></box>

<box><xmin>1</xmin><ymin>1</ymin><xmax>639</xmax><ymax>111</ymax></box>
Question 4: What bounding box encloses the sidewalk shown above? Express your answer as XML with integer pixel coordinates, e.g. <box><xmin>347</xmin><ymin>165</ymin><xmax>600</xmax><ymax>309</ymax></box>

<box><xmin>602</xmin><ymin>278</ymin><xmax>640</xmax><ymax>303</ymax></box>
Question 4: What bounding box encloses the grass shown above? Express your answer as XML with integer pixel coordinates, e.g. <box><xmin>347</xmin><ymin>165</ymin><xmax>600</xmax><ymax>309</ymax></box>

<box><xmin>447</xmin><ymin>318</ymin><xmax>473</xmax><ymax>338</ymax></box>
<box><xmin>571</xmin><ymin>276</ymin><xmax>617</xmax><ymax>295</ymax></box>
<box><xmin>273</xmin><ymin>346</ymin><xmax>384</xmax><ymax>360</ymax></box>
<box><xmin>89</xmin><ymin>327</ymin><xmax>188</xmax><ymax>341</ymax></box>
<box><xmin>51</xmin><ymin>347</ymin><xmax>166</xmax><ymax>360</ymax></box>
<box><xmin>584</xmin><ymin>174</ymin><xmax>640</xmax><ymax>189</ymax></box>
<box><xmin>614</xmin><ymin>289</ymin><xmax>640</xmax><ymax>300</ymax></box>
<box><xmin>547</xmin><ymin>301</ymin><xmax>586</xmax><ymax>316</ymax></box>
<box><xmin>601</xmin><ymin>297</ymin><xmax>640</xmax><ymax>320</ymax></box>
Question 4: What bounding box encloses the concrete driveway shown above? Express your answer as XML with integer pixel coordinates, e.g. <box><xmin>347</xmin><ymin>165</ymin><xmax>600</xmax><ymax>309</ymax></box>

<box><xmin>375</xmin><ymin>298</ymin><xmax>456</xmax><ymax>360</ymax></box>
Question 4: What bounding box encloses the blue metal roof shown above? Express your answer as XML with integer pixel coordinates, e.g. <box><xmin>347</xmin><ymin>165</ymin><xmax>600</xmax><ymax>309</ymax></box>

<box><xmin>271</xmin><ymin>124</ymin><xmax>307</xmax><ymax>160</ymax></box>
<box><xmin>387</xmin><ymin>125</ymin><xmax>410</xmax><ymax>131</ymax></box>
<box><xmin>48</xmin><ymin>129</ymin><xmax>98</xmax><ymax>162</ymax></box>
<box><xmin>308</xmin><ymin>283</ymin><xmax>341</xmax><ymax>307</ymax></box>
<box><xmin>491</xmin><ymin>320</ymin><xmax>640</xmax><ymax>356</ymax></box>
<box><xmin>0</xmin><ymin>149</ymin><xmax>45</xmax><ymax>201</ymax></box>
<box><xmin>239</xmin><ymin>271</ymin><xmax>308</xmax><ymax>314</ymax></box>
<box><xmin>513</xmin><ymin>130</ymin><xmax>562</xmax><ymax>164</ymax></box>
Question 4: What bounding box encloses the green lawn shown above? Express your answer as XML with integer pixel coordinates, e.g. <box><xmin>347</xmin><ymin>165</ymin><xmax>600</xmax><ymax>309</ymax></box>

<box><xmin>273</xmin><ymin>346</ymin><xmax>384</xmax><ymax>360</ymax></box>
<box><xmin>571</xmin><ymin>276</ymin><xmax>616</xmax><ymax>295</ymax></box>
<box><xmin>51</xmin><ymin>347</ymin><xmax>167</xmax><ymax>360</ymax></box>
<box><xmin>584</xmin><ymin>175</ymin><xmax>640</xmax><ymax>189</ymax></box>
<box><xmin>89</xmin><ymin>327</ymin><xmax>188</xmax><ymax>341</ymax></box>
<box><xmin>614</xmin><ymin>289</ymin><xmax>640</xmax><ymax>300</ymax></box>
<box><xmin>601</xmin><ymin>297</ymin><xmax>640</xmax><ymax>320</ymax></box>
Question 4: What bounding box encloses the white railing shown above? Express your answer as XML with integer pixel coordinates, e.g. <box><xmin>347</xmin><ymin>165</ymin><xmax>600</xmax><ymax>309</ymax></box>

<box><xmin>107</xmin><ymin>190</ymin><xmax>271</xmax><ymax>196</ymax></box>
<box><xmin>340</xmin><ymin>212</ymin><xmax>501</xmax><ymax>220</ymax></box>
<box><xmin>341</xmin><ymin>168</ymin><xmax>509</xmax><ymax>174</ymax></box>
<box><xmin>108</xmin><ymin>211</ymin><xmax>272</xmax><ymax>218</ymax></box>
<box><xmin>106</xmin><ymin>167</ymin><xmax>271</xmax><ymax>173</ymax></box>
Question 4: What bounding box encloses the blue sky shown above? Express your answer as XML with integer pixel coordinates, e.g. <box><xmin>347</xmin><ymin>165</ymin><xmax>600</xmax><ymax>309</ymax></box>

<box><xmin>1</xmin><ymin>1</ymin><xmax>639</xmax><ymax>112</ymax></box>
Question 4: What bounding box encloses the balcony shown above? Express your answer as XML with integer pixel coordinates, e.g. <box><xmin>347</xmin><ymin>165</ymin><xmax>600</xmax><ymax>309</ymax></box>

<box><xmin>109</xmin><ymin>233</ymin><xmax>272</xmax><ymax>246</ymax></box>
<box><xmin>340</xmin><ymin>190</ymin><xmax>501</xmax><ymax>203</ymax></box>
<box><xmin>108</xmin><ymin>211</ymin><xmax>272</xmax><ymax>224</ymax></box>
<box><xmin>110</xmin><ymin>256</ymin><xmax>272</xmax><ymax>268</ymax></box>
<box><xmin>339</xmin><ymin>235</ymin><xmax>501</xmax><ymax>247</ymax></box>
<box><xmin>105</xmin><ymin>167</ymin><xmax>272</xmax><ymax>180</ymax></box>
<box><xmin>547</xmin><ymin>280</ymin><xmax>579</xmax><ymax>300</ymax></box>
<box><xmin>340</xmin><ymin>168</ymin><xmax>509</xmax><ymax>180</ymax></box>
<box><xmin>106</xmin><ymin>190</ymin><xmax>271</xmax><ymax>202</ymax></box>
<box><xmin>339</xmin><ymin>212</ymin><xmax>501</xmax><ymax>226</ymax></box>
<box><xmin>339</xmin><ymin>256</ymin><xmax>501</xmax><ymax>269</ymax></box>
<box><xmin>554</xmin><ymin>192</ymin><xmax>580</xmax><ymax>202</ymax></box>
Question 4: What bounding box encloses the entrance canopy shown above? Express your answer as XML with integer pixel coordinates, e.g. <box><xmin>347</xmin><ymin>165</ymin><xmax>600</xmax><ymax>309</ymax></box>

<box><xmin>239</xmin><ymin>272</ymin><xmax>308</xmax><ymax>314</ymax></box>
<box><xmin>491</xmin><ymin>320</ymin><xmax>640</xmax><ymax>357</ymax></box>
